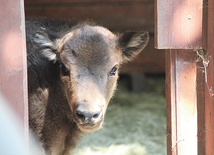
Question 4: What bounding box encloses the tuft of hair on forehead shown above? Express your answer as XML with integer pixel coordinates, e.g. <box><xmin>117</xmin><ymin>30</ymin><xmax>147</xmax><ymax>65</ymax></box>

<box><xmin>55</xmin><ymin>23</ymin><xmax>117</xmax><ymax>57</ymax></box>
<box><xmin>73</xmin><ymin>23</ymin><xmax>116</xmax><ymax>40</ymax></box>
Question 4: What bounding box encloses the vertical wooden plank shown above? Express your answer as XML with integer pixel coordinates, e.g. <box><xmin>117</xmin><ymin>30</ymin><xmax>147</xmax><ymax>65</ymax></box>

<box><xmin>194</xmin><ymin>0</ymin><xmax>214</xmax><ymax>154</ymax></box>
<box><xmin>166</xmin><ymin>50</ymin><xmax>198</xmax><ymax>155</ymax></box>
<box><xmin>0</xmin><ymin>0</ymin><xmax>28</xmax><ymax>135</ymax></box>
<box><xmin>155</xmin><ymin>0</ymin><xmax>204</xmax><ymax>49</ymax></box>
<box><xmin>165</xmin><ymin>50</ymin><xmax>177</xmax><ymax>155</ymax></box>
<box><xmin>196</xmin><ymin>51</ymin><xmax>205</xmax><ymax>155</ymax></box>
<box><xmin>175</xmin><ymin>51</ymin><xmax>198</xmax><ymax>155</ymax></box>
<box><xmin>204</xmin><ymin>0</ymin><xmax>214</xmax><ymax>154</ymax></box>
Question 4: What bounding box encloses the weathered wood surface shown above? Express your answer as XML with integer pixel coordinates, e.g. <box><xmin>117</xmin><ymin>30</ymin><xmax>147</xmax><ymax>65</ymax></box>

<box><xmin>155</xmin><ymin>0</ymin><xmax>204</xmax><ymax>49</ymax></box>
<box><xmin>157</xmin><ymin>0</ymin><xmax>214</xmax><ymax>154</ymax></box>
<box><xmin>165</xmin><ymin>50</ymin><xmax>198</xmax><ymax>155</ymax></box>
<box><xmin>203</xmin><ymin>0</ymin><xmax>214</xmax><ymax>154</ymax></box>
<box><xmin>0</xmin><ymin>0</ymin><xmax>28</xmax><ymax>132</ymax></box>
<box><xmin>25</xmin><ymin>0</ymin><xmax>153</xmax><ymax>32</ymax></box>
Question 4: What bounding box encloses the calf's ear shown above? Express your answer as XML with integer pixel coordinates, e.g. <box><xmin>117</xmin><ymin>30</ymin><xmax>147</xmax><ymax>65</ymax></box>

<box><xmin>118</xmin><ymin>31</ymin><xmax>149</xmax><ymax>62</ymax></box>
<box><xmin>34</xmin><ymin>33</ymin><xmax>57</xmax><ymax>62</ymax></box>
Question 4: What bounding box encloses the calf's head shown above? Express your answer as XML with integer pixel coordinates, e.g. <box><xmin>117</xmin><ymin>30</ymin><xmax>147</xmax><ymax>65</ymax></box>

<box><xmin>36</xmin><ymin>24</ymin><xmax>149</xmax><ymax>132</ymax></box>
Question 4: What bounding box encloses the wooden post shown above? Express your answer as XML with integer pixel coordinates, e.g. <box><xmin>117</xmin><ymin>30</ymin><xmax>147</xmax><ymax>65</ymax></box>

<box><xmin>0</xmin><ymin>0</ymin><xmax>28</xmax><ymax>136</ymax></box>
<box><xmin>155</xmin><ymin>0</ymin><xmax>214</xmax><ymax>154</ymax></box>
<box><xmin>203</xmin><ymin>0</ymin><xmax>214</xmax><ymax>154</ymax></box>
<box><xmin>165</xmin><ymin>50</ymin><xmax>198</xmax><ymax>154</ymax></box>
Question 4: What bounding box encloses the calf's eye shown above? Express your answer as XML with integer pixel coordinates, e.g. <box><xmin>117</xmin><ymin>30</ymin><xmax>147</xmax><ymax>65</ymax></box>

<box><xmin>60</xmin><ymin>63</ymin><xmax>70</xmax><ymax>76</ymax></box>
<box><xmin>109</xmin><ymin>65</ymin><xmax>118</xmax><ymax>76</ymax></box>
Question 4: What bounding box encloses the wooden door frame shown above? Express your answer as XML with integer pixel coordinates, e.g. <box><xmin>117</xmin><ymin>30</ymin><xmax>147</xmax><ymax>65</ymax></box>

<box><xmin>0</xmin><ymin>0</ymin><xmax>28</xmax><ymax>137</ymax></box>
<box><xmin>156</xmin><ymin>0</ymin><xmax>214</xmax><ymax>154</ymax></box>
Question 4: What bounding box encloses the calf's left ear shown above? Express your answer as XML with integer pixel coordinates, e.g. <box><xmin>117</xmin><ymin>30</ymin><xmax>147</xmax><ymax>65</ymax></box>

<box><xmin>118</xmin><ymin>31</ymin><xmax>149</xmax><ymax>62</ymax></box>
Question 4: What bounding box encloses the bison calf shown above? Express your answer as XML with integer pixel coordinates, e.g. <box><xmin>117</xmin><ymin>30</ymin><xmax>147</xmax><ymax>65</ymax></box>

<box><xmin>26</xmin><ymin>18</ymin><xmax>149</xmax><ymax>155</ymax></box>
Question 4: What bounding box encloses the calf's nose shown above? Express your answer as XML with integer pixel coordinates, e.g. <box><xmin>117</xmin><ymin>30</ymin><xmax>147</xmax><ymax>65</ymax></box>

<box><xmin>75</xmin><ymin>104</ymin><xmax>102</xmax><ymax>124</ymax></box>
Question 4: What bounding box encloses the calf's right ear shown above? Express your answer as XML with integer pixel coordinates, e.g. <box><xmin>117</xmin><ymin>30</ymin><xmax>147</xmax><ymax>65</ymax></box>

<box><xmin>118</xmin><ymin>31</ymin><xmax>149</xmax><ymax>62</ymax></box>
<box><xmin>34</xmin><ymin>33</ymin><xmax>57</xmax><ymax>62</ymax></box>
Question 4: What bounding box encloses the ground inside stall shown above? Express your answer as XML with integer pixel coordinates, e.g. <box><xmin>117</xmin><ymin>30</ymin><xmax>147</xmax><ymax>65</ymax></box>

<box><xmin>73</xmin><ymin>74</ymin><xmax>166</xmax><ymax>155</ymax></box>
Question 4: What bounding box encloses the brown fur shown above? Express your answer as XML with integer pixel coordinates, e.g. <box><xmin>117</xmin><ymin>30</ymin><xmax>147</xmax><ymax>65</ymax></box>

<box><xmin>26</xmin><ymin>18</ymin><xmax>149</xmax><ymax>155</ymax></box>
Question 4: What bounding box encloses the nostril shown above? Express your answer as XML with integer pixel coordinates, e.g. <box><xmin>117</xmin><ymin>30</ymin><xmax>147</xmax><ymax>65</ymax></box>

<box><xmin>76</xmin><ymin>110</ymin><xmax>101</xmax><ymax>119</ymax></box>
<box><xmin>92</xmin><ymin>111</ymin><xmax>102</xmax><ymax>119</ymax></box>
<box><xmin>76</xmin><ymin>110</ymin><xmax>85</xmax><ymax>120</ymax></box>
<box><xmin>93</xmin><ymin>113</ymin><xmax>100</xmax><ymax>119</ymax></box>
<box><xmin>75</xmin><ymin>104</ymin><xmax>102</xmax><ymax>123</ymax></box>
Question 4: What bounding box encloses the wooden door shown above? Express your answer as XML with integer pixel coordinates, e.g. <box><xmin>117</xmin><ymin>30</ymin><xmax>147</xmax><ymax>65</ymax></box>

<box><xmin>155</xmin><ymin>0</ymin><xmax>214</xmax><ymax>154</ymax></box>
<box><xmin>0</xmin><ymin>0</ymin><xmax>28</xmax><ymax>137</ymax></box>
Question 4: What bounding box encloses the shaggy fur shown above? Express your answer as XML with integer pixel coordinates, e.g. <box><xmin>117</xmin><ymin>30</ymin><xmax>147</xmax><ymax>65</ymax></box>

<box><xmin>26</xmin><ymin>18</ymin><xmax>149</xmax><ymax>155</ymax></box>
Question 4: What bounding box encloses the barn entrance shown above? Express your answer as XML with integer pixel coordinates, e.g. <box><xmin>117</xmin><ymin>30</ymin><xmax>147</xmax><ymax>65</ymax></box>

<box><xmin>0</xmin><ymin>0</ymin><xmax>213</xmax><ymax>155</ymax></box>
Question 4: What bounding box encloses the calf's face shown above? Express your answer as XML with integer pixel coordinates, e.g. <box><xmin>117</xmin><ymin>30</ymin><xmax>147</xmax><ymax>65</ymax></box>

<box><xmin>36</xmin><ymin>24</ymin><xmax>149</xmax><ymax>132</ymax></box>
